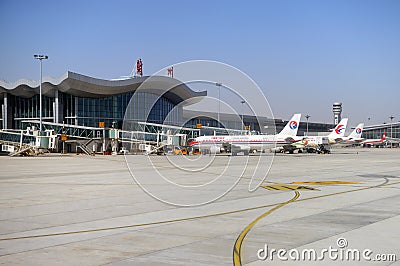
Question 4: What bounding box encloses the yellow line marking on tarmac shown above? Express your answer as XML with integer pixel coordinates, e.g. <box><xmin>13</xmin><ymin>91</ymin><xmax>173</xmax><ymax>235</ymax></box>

<box><xmin>232</xmin><ymin>179</ymin><xmax>400</xmax><ymax>265</ymax></box>
<box><xmin>233</xmin><ymin>191</ymin><xmax>300</xmax><ymax>266</ymax></box>
<box><xmin>0</xmin><ymin>180</ymin><xmax>399</xmax><ymax>243</ymax></box>
<box><xmin>0</xmin><ymin>201</ymin><xmax>287</xmax><ymax>241</ymax></box>
<box><xmin>292</xmin><ymin>181</ymin><xmax>360</xmax><ymax>185</ymax></box>
<box><xmin>261</xmin><ymin>184</ymin><xmax>317</xmax><ymax>191</ymax></box>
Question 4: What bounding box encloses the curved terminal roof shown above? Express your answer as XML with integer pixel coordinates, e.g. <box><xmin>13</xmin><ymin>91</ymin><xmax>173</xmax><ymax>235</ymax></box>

<box><xmin>0</xmin><ymin>71</ymin><xmax>206</xmax><ymax>105</ymax></box>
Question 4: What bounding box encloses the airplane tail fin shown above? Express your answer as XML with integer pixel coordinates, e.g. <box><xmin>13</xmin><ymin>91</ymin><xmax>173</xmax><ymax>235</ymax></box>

<box><xmin>277</xmin><ymin>114</ymin><xmax>301</xmax><ymax>137</ymax></box>
<box><xmin>382</xmin><ymin>131</ymin><xmax>386</xmax><ymax>140</ymax></box>
<box><xmin>348</xmin><ymin>123</ymin><xmax>364</xmax><ymax>139</ymax></box>
<box><xmin>328</xmin><ymin>118</ymin><xmax>348</xmax><ymax>138</ymax></box>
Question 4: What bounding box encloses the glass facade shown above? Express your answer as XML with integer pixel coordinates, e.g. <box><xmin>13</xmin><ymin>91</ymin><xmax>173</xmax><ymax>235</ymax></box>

<box><xmin>4</xmin><ymin>90</ymin><xmax>182</xmax><ymax>129</ymax></box>
<box><xmin>71</xmin><ymin>92</ymin><xmax>181</xmax><ymax>128</ymax></box>
<box><xmin>73</xmin><ymin>93</ymin><xmax>134</xmax><ymax>127</ymax></box>
<box><xmin>122</xmin><ymin>92</ymin><xmax>181</xmax><ymax>127</ymax></box>
<box><xmin>363</xmin><ymin>124</ymin><xmax>400</xmax><ymax>139</ymax></box>
<box><xmin>7</xmin><ymin>94</ymin><xmax>54</xmax><ymax>129</ymax></box>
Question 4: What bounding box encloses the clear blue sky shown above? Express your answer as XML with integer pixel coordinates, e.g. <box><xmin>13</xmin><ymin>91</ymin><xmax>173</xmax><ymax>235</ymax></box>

<box><xmin>1</xmin><ymin>0</ymin><xmax>399</xmax><ymax>126</ymax></box>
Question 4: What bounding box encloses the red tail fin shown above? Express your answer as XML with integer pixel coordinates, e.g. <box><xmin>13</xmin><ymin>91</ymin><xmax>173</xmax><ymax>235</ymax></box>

<box><xmin>382</xmin><ymin>131</ymin><xmax>386</xmax><ymax>140</ymax></box>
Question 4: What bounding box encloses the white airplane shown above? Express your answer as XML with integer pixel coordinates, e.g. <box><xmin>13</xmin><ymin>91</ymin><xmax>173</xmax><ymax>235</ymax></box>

<box><xmin>189</xmin><ymin>114</ymin><xmax>302</xmax><ymax>155</ymax></box>
<box><xmin>284</xmin><ymin>118</ymin><xmax>349</xmax><ymax>153</ymax></box>
<box><xmin>361</xmin><ymin>131</ymin><xmax>386</xmax><ymax>147</ymax></box>
<box><xmin>334</xmin><ymin>123</ymin><xmax>364</xmax><ymax>146</ymax></box>
<box><xmin>304</xmin><ymin>118</ymin><xmax>348</xmax><ymax>144</ymax></box>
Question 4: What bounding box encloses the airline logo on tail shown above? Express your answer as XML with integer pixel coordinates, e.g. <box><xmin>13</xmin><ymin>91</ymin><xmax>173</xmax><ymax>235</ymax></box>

<box><xmin>277</xmin><ymin>114</ymin><xmax>301</xmax><ymax>137</ymax></box>
<box><xmin>382</xmin><ymin>132</ymin><xmax>386</xmax><ymax>140</ymax></box>
<box><xmin>329</xmin><ymin>118</ymin><xmax>348</xmax><ymax>138</ymax></box>
<box><xmin>335</xmin><ymin>124</ymin><xmax>346</xmax><ymax>134</ymax></box>
<box><xmin>289</xmin><ymin>121</ymin><xmax>298</xmax><ymax>130</ymax></box>
<box><xmin>348</xmin><ymin>123</ymin><xmax>364</xmax><ymax>139</ymax></box>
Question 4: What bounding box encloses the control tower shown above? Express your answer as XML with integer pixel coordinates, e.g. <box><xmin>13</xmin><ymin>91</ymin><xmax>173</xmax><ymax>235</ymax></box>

<box><xmin>333</xmin><ymin>102</ymin><xmax>342</xmax><ymax>125</ymax></box>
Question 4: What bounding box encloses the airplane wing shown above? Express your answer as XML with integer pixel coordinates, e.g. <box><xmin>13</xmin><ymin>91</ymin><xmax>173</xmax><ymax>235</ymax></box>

<box><xmin>291</xmin><ymin>142</ymin><xmax>306</xmax><ymax>149</ymax></box>
<box><xmin>285</xmin><ymin>137</ymin><xmax>302</xmax><ymax>143</ymax></box>
<box><xmin>350</xmin><ymin>138</ymin><xmax>365</xmax><ymax>143</ymax></box>
<box><xmin>288</xmin><ymin>139</ymin><xmax>308</xmax><ymax>147</ymax></box>
<box><xmin>280</xmin><ymin>139</ymin><xmax>309</xmax><ymax>152</ymax></box>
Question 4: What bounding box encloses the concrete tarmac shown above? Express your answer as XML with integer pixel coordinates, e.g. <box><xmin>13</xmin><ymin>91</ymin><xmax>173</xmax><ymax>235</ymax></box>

<box><xmin>0</xmin><ymin>148</ymin><xmax>399</xmax><ymax>265</ymax></box>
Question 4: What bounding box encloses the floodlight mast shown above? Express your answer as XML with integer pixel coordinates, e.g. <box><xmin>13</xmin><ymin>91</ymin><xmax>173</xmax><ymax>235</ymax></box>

<box><xmin>216</xmin><ymin>83</ymin><xmax>222</xmax><ymax>127</ymax></box>
<box><xmin>305</xmin><ymin>114</ymin><xmax>311</xmax><ymax>136</ymax></box>
<box><xmin>34</xmin><ymin>54</ymin><xmax>48</xmax><ymax>131</ymax></box>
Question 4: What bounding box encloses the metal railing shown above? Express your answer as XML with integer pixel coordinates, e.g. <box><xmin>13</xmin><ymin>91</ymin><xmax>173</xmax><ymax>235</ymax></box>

<box><xmin>21</xmin><ymin>121</ymin><xmax>104</xmax><ymax>139</ymax></box>
<box><xmin>0</xmin><ymin>131</ymin><xmax>36</xmax><ymax>145</ymax></box>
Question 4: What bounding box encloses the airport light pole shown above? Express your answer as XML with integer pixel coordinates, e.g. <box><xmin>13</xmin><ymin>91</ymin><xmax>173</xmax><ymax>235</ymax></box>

<box><xmin>241</xmin><ymin>100</ymin><xmax>245</xmax><ymax>129</ymax></box>
<box><xmin>389</xmin><ymin>115</ymin><xmax>394</xmax><ymax>147</ymax></box>
<box><xmin>305</xmin><ymin>114</ymin><xmax>310</xmax><ymax>136</ymax></box>
<box><xmin>215</xmin><ymin>83</ymin><xmax>222</xmax><ymax>128</ymax></box>
<box><xmin>34</xmin><ymin>54</ymin><xmax>48</xmax><ymax>132</ymax></box>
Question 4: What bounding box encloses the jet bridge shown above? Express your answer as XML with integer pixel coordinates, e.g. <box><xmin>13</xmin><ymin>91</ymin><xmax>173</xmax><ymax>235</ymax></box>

<box><xmin>0</xmin><ymin>130</ymin><xmax>47</xmax><ymax>156</ymax></box>
<box><xmin>12</xmin><ymin>120</ymin><xmax>201</xmax><ymax>155</ymax></box>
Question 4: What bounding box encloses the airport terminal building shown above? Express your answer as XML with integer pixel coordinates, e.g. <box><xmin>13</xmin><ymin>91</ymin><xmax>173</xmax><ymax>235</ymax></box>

<box><xmin>363</xmin><ymin>122</ymin><xmax>400</xmax><ymax>140</ymax></box>
<box><xmin>1</xmin><ymin>71</ymin><xmax>336</xmax><ymax>136</ymax></box>
<box><xmin>0</xmin><ymin>72</ymin><xmax>206</xmax><ymax>130</ymax></box>
<box><xmin>1</xmin><ymin>71</ymin><xmax>397</xmax><ymax>151</ymax></box>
